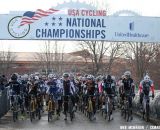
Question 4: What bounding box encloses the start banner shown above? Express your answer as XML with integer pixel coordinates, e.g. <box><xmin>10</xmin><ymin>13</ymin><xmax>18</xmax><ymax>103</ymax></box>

<box><xmin>0</xmin><ymin>8</ymin><xmax>160</xmax><ymax>42</ymax></box>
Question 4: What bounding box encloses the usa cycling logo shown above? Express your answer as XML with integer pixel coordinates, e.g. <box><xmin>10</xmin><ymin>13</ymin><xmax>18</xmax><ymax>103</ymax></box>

<box><xmin>8</xmin><ymin>8</ymin><xmax>59</xmax><ymax>38</ymax></box>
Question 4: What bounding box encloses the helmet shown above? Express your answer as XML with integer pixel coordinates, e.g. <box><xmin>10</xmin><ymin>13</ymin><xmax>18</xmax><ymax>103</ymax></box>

<box><xmin>34</xmin><ymin>75</ymin><xmax>39</xmax><ymax>80</ymax></box>
<box><xmin>22</xmin><ymin>74</ymin><xmax>28</xmax><ymax>81</ymax></box>
<box><xmin>82</xmin><ymin>77</ymin><xmax>86</xmax><ymax>81</ymax></box>
<box><xmin>69</xmin><ymin>73</ymin><xmax>74</xmax><ymax>78</ymax></box>
<box><xmin>42</xmin><ymin>75</ymin><xmax>46</xmax><ymax>79</ymax></box>
<box><xmin>87</xmin><ymin>75</ymin><xmax>94</xmax><ymax>80</ymax></box>
<box><xmin>111</xmin><ymin>76</ymin><xmax>116</xmax><ymax>81</ymax></box>
<box><xmin>78</xmin><ymin>76</ymin><xmax>82</xmax><ymax>81</ymax></box>
<box><xmin>76</xmin><ymin>73</ymin><xmax>81</xmax><ymax>77</ymax></box>
<box><xmin>63</xmin><ymin>73</ymin><xmax>69</xmax><ymax>78</ymax></box>
<box><xmin>53</xmin><ymin>74</ymin><xmax>57</xmax><ymax>80</ymax></box>
<box><xmin>144</xmin><ymin>75</ymin><xmax>150</xmax><ymax>81</ymax></box>
<box><xmin>35</xmin><ymin>72</ymin><xmax>40</xmax><ymax>75</ymax></box>
<box><xmin>124</xmin><ymin>71</ymin><xmax>131</xmax><ymax>76</ymax></box>
<box><xmin>11</xmin><ymin>73</ymin><xmax>18</xmax><ymax>80</ymax></box>
<box><xmin>106</xmin><ymin>75</ymin><xmax>112</xmax><ymax>80</ymax></box>
<box><xmin>48</xmin><ymin>74</ymin><xmax>53</xmax><ymax>79</ymax></box>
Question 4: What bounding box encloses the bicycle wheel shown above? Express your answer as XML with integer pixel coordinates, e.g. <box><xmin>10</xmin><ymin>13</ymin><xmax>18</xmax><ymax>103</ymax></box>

<box><xmin>121</xmin><ymin>108</ymin><xmax>124</xmax><ymax>116</ymax></box>
<box><xmin>126</xmin><ymin>110</ymin><xmax>130</xmax><ymax>122</ymax></box>
<box><xmin>146</xmin><ymin>103</ymin><xmax>150</xmax><ymax>122</ymax></box>
<box><xmin>48</xmin><ymin>111</ymin><xmax>52</xmax><ymax>122</ymax></box>
<box><xmin>108</xmin><ymin>112</ymin><xmax>111</xmax><ymax>121</ymax></box>
<box><xmin>108</xmin><ymin>103</ymin><xmax>112</xmax><ymax>121</ymax></box>
<box><xmin>38</xmin><ymin>109</ymin><xmax>41</xmax><ymax>120</ymax></box>
<box><xmin>70</xmin><ymin>112</ymin><xmax>73</xmax><ymax>121</ymax></box>
<box><xmin>89</xmin><ymin>112</ymin><xmax>92</xmax><ymax>121</ymax></box>
<box><xmin>101</xmin><ymin>110</ymin><xmax>104</xmax><ymax>116</ymax></box>
<box><xmin>30</xmin><ymin>112</ymin><xmax>33</xmax><ymax>122</ymax></box>
<box><xmin>13</xmin><ymin>111</ymin><xmax>16</xmax><ymax>122</ymax></box>
<box><xmin>124</xmin><ymin>108</ymin><xmax>127</xmax><ymax>119</ymax></box>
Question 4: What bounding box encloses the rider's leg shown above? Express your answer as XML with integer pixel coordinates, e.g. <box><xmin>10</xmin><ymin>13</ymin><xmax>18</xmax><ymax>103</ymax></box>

<box><xmin>140</xmin><ymin>93</ymin><xmax>144</xmax><ymax>110</ymax></box>
<box><xmin>63</xmin><ymin>96</ymin><xmax>68</xmax><ymax>120</ymax></box>
<box><xmin>129</xmin><ymin>96</ymin><xmax>133</xmax><ymax>119</ymax></box>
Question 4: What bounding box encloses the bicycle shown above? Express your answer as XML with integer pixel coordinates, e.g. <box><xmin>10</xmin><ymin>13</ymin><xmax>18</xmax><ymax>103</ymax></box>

<box><xmin>142</xmin><ymin>95</ymin><xmax>153</xmax><ymax>122</ymax></box>
<box><xmin>121</xmin><ymin>93</ymin><xmax>133</xmax><ymax>122</ymax></box>
<box><xmin>29</xmin><ymin>94</ymin><xmax>41</xmax><ymax>122</ymax></box>
<box><xmin>19</xmin><ymin>92</ymin><xmax>27</xmax><ymax>120</ymax></box>
<box><xmin>87</xmin><ymin>95</ymin><xmax>95</xmax><ymax>121</ymax></box>
<box><xmin>47</xmin><ymin>94</ymin><xmax>55</xmax><ymax>122</ymax></box>
<box><xmin>63</xmin><ymin>95</ymin><xmax>75</xmax><ymax>121</ymax></box>
<box><xmin>78</xmin><ymin>94</ymin><xmax>83</xmax><ymax>112</ymax></box>
<box><xmin>36</xmin><ymin>94</ymin><xmax>42</xmax><ymax>120</ymax></box>
<box><xmin>103</xmin><ymin>94</ymin><xmax>114</xmax><ymax>121</ymax></box>
<box><xmin>11</xmin><ymin>94</ymin><xmax>20</xmax><ymax>122</ymax></box>
<box><xmin>82</xmin><ymin>94</ymin><xmax>88</xmax><ymax>115</ymax></box>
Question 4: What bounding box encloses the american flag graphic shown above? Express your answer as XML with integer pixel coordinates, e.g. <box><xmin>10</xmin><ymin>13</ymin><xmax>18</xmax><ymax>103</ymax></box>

<box><xmin>20</xmin><ymin>8</ymin><xmax>59</xmax><ymax>26</ymax></box>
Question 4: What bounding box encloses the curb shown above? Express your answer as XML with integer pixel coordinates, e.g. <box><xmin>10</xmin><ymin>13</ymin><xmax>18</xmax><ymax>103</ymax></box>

<box><xmin>133</xmin><ymin>111</ymin><xmax>160</xmax><ymax>125</ymax></box>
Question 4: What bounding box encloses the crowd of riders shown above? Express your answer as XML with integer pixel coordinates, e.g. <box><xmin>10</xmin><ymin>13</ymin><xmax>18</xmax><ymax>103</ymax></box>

<box><xmin>0</xmin><ymin>70</ymin><xmax>155</xmax><ymax>121</ymax></box>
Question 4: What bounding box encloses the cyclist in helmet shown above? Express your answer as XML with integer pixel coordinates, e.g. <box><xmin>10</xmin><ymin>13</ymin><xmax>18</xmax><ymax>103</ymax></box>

<box><xmin>102</xmin><ymin>74</ymin><xmax>115</xmax><ymax>119</ymax></box>
<box><xmin>46</xmin><ymin>73</ymin><xmax>61</xmax><ymax>117</ymax></box>
<box><xmin>62</xmin><ymin>73</ymin><xmax>76</xmax><ymax>120</ymax></box>
<box><xmin>8</xmin><ymin>73</ymin><xmax>22</xmax><ymax>109</ymax></box>
<box><xmin>86</xmin><ymin>74</ymin><xmax>96</xmax><ymax>119</ymax></box>
<box><xmin>121</xmin><ymin>71</ymin><xmax>135</xmax><ymax>98</ymax></box>
<box><xmin>121</xmin><ymin>71</ymin><xmax>135</xmax><ymax>120</ymax></box>
<box><xmin>139</xmin><ymin>74</ymin><xmax>155</xmax><ymax>108</ymax></box>
<box><xmin>9</xmin><ymin>73</ymin><xmax>21</xmax><ymax>95</ymax></box>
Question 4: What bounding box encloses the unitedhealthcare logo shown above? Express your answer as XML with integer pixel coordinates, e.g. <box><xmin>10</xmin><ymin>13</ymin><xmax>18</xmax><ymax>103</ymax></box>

<box><xmin>114</xmin><ymin>22</ymin><xmax>150</xmax><ymax>38</ymax></box>
<box><xmin>129</xmin><ymin>22</ymin><xmax>134</xmax><ymax>31</ymax></box>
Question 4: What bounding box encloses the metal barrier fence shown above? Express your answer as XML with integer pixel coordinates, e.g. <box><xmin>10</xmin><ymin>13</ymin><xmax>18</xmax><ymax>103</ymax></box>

<box><xmin>0</xmin><ymin>87</ymin><xmax>10</xmax><ymax>118</ymax></box>
<box><xmin>133</xmin><ymin>90</ymin><xmax>160</xmax><ymax>119</ymax></box>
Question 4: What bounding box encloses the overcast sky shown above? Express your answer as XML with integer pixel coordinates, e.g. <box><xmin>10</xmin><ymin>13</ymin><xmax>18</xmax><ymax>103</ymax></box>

<box><xmin>0</xmin><ymin>0</ymin><xmax>160</xmax><ymax>53</ymax></box>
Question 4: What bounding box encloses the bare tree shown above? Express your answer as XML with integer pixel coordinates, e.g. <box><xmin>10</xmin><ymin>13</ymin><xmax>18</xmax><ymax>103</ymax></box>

<box><xmin>149</xmin><ymin>50</ymin><xmax>160</xmax><ymax>89</ymax></box>
<box><xmin>78</xmin><ymin>41</ymin><xmax>123</xmax><ymax>75</ymax></box>
<box><xmin>79</xmin><ymin>41</ymin><xmax>109</xmax><ymax>75</ymax></box>
<box><xmin>123</xmin><ymin>42</ymin><xmax>160</xmax><ymax>82</ymax></box>
<box><xmin>35</xmin><ymin>41</ymin><xmax>65</xmax><ymax>75</ymax></box>
<box><xmin>105</xmin><ymin>42</ymin><xmax>124</xmax><ymax>74</ymax></box>
<box><xmin>0</xmin><ymin>47</ymin><xmax>16</xmax><ymax>75</ymax></box>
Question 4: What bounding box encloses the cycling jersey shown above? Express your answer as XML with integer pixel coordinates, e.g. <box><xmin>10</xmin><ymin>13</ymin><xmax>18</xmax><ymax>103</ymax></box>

<box><xmin>139</xmin><ymin>80</ymin><xmax>154</xmax><ymax>95</ymax></box>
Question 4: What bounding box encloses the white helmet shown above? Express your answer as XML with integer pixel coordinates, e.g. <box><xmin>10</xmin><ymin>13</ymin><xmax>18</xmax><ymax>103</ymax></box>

<box><xmin>35</xmin><ymin>75</ymin><xmax>39</xmax><ymax>80</ymax></box>
<box><xmin>48</xmin><ymin>74</ymin><xmax>53</xmax><ymax>79</ymax></box>
<box><xmin>22</xmin><ymin>74</ymin><xmax>28</xmax><ymax>80</ymax></box>
<box><xmin>87</xmin><ymin>75</ymin><xmax>94</xmax><ymax>80</ymax></box>
<box><xmin>35</xmin><ymin>72</ymin><xmax>40</xmax><ymax>75</ymax></box>
<box><xmin>53</xmin><ymin>74</ymin><xmax>57</xmax><ymax>79</ymax></box>
<box><xmin>144</xmin><ymin>75</ymin><xmax>150</xmax><ymax>81</ymax></box>
<box><xmin>124</xmin><ymin>71</ymin><xmax>131</xmax><ymax>76</ymax></box>
<box><xmin>111</xmin><ymin>76</ymin><xmax>116</xmax><ymax>81</ymax></box>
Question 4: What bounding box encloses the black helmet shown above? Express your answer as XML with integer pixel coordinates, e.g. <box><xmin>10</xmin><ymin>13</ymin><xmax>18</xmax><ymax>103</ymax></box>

<box><xmin>107</xmin><ymin>75</ymin><xmax>112</xmax><ymax>80</ymax></box>
<box><xmin>63</xmin><ymin>73</ymin><xmax>69</xmax><ymax>78</ymax></box>
<box><xmin>11</xmin><ymin>73</ymin><xmax>18</xmax><ymax>81</ymax></box>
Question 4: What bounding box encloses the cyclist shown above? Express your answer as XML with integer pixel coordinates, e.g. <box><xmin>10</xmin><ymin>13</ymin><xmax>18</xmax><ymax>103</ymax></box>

<box><xmin>102</xmin><ymin>75</ymin><xmax>115</xmax><ymax>120</ymax></box>
<box><xmin>86</xmin><ymin>75</ymin><xmax>96</xmax><ymax>119</ymax></box>
<box><xmin>117</xmin><ymin>75</ymin><xmax>125</xmax><ymax>108</ymax></box>
<box><xmin>69</xmin><ymin>73</ymin><xmax>78</xmax><ymax>110</ymax></box>
<box><xmin>28</xmin><ymin>76</ymin><xmax>40</xmax><ymax>97</ymax></box>
<box><xmin>62</xmin><ymin>73</ymin><xmax>76</xmax><ymax>120</ymax></box>
<box><xmin>139</xmin><ymin>74</ymin><xmax>155</xmax><ymax>109</ymax></box>
<box><xmin>0</xmin><ymin>75</ymin><xmax>6</xmax><ymax>91</ymax></box>
<box><xmin>46</xmin><ymin>74</ymin><xmax>61</xmax><ymax>117</ymax></box>
<box><xmin>8</xmin><ymin>73</ymin><xmax>22</xmax><ymax>110</ymax></box>
<box><xmin>121</xmin><ymin>71</ymin><xmax>135</xmax><ymax>119</ymax></box>
<box><xmin>95</xmin><ymin>76</ymin><xmax>102</xmax><ymax>110</ymax></box>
